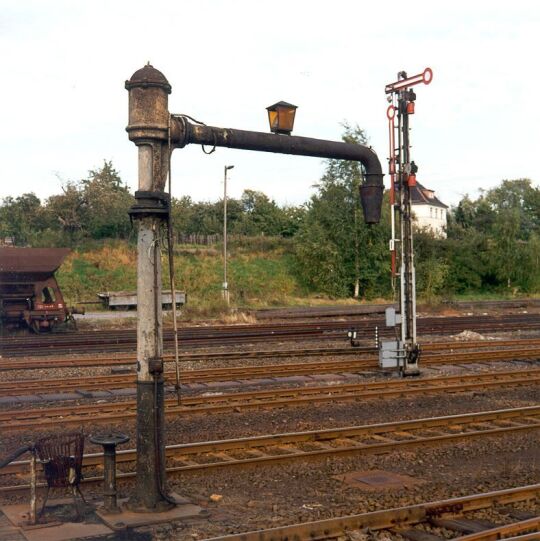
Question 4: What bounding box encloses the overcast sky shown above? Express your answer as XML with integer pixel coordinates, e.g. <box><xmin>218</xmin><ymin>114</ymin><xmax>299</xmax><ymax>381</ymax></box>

<box><xmin>1</xmin><ymin>0</ymin><xmax>539</xmax><ymax>209</ymax></box>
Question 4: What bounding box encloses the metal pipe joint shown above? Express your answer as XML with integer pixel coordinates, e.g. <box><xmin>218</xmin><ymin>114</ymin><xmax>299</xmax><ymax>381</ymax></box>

<box><xmin>128</xmin><ymin>191</ymin><xmax>170</xmax><ymax>221</ymax></box>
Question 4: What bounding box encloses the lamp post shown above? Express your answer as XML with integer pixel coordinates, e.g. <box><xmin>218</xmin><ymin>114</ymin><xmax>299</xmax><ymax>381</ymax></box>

<box><xmin>223</xmin><ymin>165</ymin><xmax>234</xmax><ymax>305</ymax></box>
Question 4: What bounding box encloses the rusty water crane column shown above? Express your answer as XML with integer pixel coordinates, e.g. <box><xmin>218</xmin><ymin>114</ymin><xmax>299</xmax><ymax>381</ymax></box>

<box><xmin>125</xmin><ymin>64</ymin><xmax>173</xmax><ymax>511</ymax></box>
<box><xmin>125</xmin><ymin>62</ymin><xmax>385</xmax><ymax>511</ymax></box>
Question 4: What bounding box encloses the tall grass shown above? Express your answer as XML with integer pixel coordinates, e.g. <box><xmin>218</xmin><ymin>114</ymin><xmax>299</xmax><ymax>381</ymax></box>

<box><xmin>57</xmin><ymin>238</ymin><xmax>303</xmax><ymax>310</ymax></box>
<box><xmin>58</xmin><ymin>243</ymin><xmax>137</xmax><ymax>302</ymax></box>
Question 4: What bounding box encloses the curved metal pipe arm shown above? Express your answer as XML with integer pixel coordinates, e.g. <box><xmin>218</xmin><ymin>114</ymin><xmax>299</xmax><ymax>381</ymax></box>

<box><xmin>170</xmin><ymin>116</ymin><xmax>384</xmax><ymax>224</ymax></box>
<box><xmin>171</xmin><ymin>117</ymin><xmax>381</xmax><ymax>174</ymax></box>
<box><xmin>0</xmin><ymin>445</ymin><xmax>32</xmax><ymax>469</ymax></box>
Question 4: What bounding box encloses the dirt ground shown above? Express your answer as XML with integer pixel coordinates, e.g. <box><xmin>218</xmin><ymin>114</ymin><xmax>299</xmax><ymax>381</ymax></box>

<box><xmin>1</xmin><ymin>384</ymin><xmax>538</xmax><ymax>540</ymax></box>
<box><xmin>0</xmin><ymin>321</ymin><xmax>539</xmax><ymax>540</ymax></box>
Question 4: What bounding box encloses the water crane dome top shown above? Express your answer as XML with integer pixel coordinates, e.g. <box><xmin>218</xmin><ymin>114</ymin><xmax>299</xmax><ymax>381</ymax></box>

<box><xmin>125</xmin><ymin>63</ymin><xmax>171</xmax><ymax>93</ymax></box>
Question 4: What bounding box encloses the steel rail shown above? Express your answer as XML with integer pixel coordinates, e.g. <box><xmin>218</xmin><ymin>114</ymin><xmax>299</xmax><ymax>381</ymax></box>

<box><xmin>5</xmin><ymin>319</ymin><xmax>540</xmax><ymax>357</ymax></box>
<box><xmin>3</xmin><ymin>323</ymin><xmax>540</xmax><ymax>357</ymax></box>
<box><xmin>1</xmin><ymin>346</ymin><xmax>539</xmax><ymax>397</ymax></box>
<box><xmin>453</xmin><ymin>516</ymin><xmax>540</xmax><ymax>540</ymax></box>
<box><xmin>0</xmin><ymin>357</ymin><xmax>377</xmax><ymax>395</ymax></box>
<box><xmin>254</xmin><ymin>298</ymin><xmax>540</xmax><ymax>319</ymax></box>
<box><xmin>2</xmin><ymin>405</ymin><xmax>540</xmax><ymax>493</ymax></box>
<box><xmin>0</xmin><ymin>345</ymin><xmax>370</xmax><ymax>371</ymax></box>
<box><xmin>493</xmin><ymin>534</ymin><xmax>540</xmax><ymax>541</ymax></box>
<box><xmin>200</xmin><ymin>484</ymin><xmax>540</xmax><ymax>541</ymax></box>
<box><xmin>3</xmin><ymin>314</ymin><xmax>540</xmax><ymax>356</ymax></box>
<box><xmin>1</xmin><ymin>368</ymin><xmax>539</xmax><ymax>432</ymax></box>
<box><xmin>3</xmin><ymin>337</ymin><xmax>540</xmax><ymax>372</ymax></box>
<box><xmin>9</xmin><ymin>313</ymin><xmax>540</xmax><ymax>343</ymax></box>
<box><xmin>3</xmin><ymin>310</ymin><xmax>540</xmax><ymax>347</ymax></box>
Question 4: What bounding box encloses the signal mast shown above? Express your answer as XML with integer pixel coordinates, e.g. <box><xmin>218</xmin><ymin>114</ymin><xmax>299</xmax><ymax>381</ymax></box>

<box><xmin>379</xmin><ymin>68</ymin><xmax>433</xmax><ymax>376</ymax></box>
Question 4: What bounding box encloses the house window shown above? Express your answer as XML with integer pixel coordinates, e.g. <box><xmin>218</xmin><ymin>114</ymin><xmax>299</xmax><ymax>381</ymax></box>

<box><xmin>430</xmin><ymin>207</ymin><xmax>433</xmax><ymax>217</ymax></box>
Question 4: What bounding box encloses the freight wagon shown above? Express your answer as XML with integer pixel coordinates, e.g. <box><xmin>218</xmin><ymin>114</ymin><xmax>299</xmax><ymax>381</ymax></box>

<box><xmin>0</xmin><ymin>247</ymin><xmax>76</xmax><ymax>333</ymax></box>
<box><xmin>96</xmin><ymin>290</ymin><xmax>186</xmax><ymax>310</ymax></box>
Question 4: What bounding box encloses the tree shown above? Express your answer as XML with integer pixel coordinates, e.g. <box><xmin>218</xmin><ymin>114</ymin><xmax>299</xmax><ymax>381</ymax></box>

<box><xmin>43</xmin><ymin>161</ymin><xmax>133</xmax><ymax>242</ymax></box>
<box><xmin>446</xmin><ymin>178</ymin><xmax>540</xmax><ymax>294</ymax></box>
<box><xmin>238</xmin><ymin>190</ymin><xmax>285</xmax><ymax>236</ymax></box>
<box><xmin>294</xmin><ymin>123</ymin><xmax>391</xmax><ymax>299</ymax></box>
<box><xmin>0</xmin><ymin>193</ymin><xmax>48</xmax><ymax>245</ymax></box>
<box><xmin>80</xmin><ymin>161</ymin><xmax>133</xmax><ymax>239</ymax></box>
<box><xmin>295</xmin><ymin>219</ymin><xmax>349</xmax><ymax>297</ymax></box>
<box><xmin>46</xmin><ymin>182</ymin><xmax>86</xmax><ymax>241</ymax></box>
<box><xmin>170</xmin><ymin>191</ymin><xmax>304</xmax><ymax>240</ymax></box>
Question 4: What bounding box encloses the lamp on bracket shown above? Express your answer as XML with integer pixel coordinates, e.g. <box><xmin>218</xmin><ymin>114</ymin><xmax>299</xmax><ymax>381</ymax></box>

<box><xmin>266</xmin><ymin>101</ymin><xmax>297</xmax><ymax>135</ymax></box>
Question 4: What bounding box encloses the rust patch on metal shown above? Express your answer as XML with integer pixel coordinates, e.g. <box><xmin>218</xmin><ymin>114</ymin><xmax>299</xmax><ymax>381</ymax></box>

<box><xmin>334</xmin><ymin>469</ymin><xmax>423</xmax><ymax>491</ymax></box>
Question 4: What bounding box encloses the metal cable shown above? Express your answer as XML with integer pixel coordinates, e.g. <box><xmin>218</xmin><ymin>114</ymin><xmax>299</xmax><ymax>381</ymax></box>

<box><xmin>171</xmin><ymin>113</ymin><xmax>206</xmax><ymax>126</ymax></box>
<box><xmin>152</xmin><ymin>230</ymin><xmax>176</xmax><ymax>507</ymax></box>
<box><xmin>153</xmin><ymin>371</ymin><xmax>176</xmax><ymax>506</ymax></box>
<box><xmin>167</xmin><ymin>114</ymin><xmax>182</xmax><ymax>405</ymax></box>
<box><xmin>171</xmin><ymin>113</ymin><xmax>216</xmax><ymax>154</ymax></box>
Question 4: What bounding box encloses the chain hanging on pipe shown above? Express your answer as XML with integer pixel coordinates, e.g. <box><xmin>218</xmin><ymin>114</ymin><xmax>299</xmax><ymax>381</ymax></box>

<box><xmin>167</xmin><ymin>114</ymin><xmax>182</xmax><ymax>405</ymax></box>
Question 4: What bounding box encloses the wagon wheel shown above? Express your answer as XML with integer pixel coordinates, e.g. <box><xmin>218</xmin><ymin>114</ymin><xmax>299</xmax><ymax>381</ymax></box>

<box><xmin>29</xmin><ymin>320</ymin><xmax>41</xmax><ymax>334</ymax></box>
<box><xmin>65</xmin><ymin>314</ymin><xmax>77</xmax><ymax>331</ymax></box>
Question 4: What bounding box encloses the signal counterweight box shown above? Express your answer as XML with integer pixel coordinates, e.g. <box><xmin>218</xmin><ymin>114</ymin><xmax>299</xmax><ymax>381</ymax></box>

<box><xmin>379</xmin><ymin>340</ymin><xmax>405</xmax><ymax>369</ymax></box>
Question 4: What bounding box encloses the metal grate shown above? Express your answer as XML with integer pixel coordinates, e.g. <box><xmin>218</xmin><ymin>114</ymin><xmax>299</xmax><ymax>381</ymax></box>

<box><xmin>34</xmin><ymin>432</ymin><xmax>84</xmax><ymax>489</ymax></box>
<box><xmin>33</xmin><ymin>432</ymin><xmax>86</xmax><ymax>518</ymax></box>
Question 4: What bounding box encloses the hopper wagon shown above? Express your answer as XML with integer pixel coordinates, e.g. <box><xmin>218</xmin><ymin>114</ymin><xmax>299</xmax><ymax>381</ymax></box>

<box><xmin>0</xmin><ymin>247</ymin><xmax>75</xmax><ymax>333</ymax></box>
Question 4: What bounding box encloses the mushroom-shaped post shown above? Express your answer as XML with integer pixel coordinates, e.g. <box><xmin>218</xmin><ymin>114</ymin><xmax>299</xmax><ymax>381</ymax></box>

<box><xmin>90</xmin><ymin>432</ymin><xmax>130</xmax><ymax>514</ymax></box>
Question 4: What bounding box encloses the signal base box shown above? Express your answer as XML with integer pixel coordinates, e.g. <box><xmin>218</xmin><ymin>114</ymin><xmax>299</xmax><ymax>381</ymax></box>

<box><xmin>379</xmin><ymin>340</ymin><xmax>405</xmax><ymax>369</ymax></box>
<box><xmin>385</xmin><ymin>307</ymin><xmax>401</xmax><ymax>327</ymax></box>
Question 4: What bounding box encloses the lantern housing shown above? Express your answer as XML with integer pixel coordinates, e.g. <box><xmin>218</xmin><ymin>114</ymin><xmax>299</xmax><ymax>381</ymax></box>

<box><xmin>266</xmin><ymin>101</ymin><xmax>297</xmax><ymax>135</ymax></box>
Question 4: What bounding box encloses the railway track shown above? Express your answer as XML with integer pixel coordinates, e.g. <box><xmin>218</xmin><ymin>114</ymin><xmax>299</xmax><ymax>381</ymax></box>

<box><xmin>203</xmin><ymin>483</ymin><xmax>540</xmax><ymax>541</ymax></box>
<box><xmin>0</xmin><ymin>344</ymin><xmax>374</xmax><ymax>371</ymax></box>
<box><xmin>2</xmin><ymin>313</ymin><xmax>540</xmax><ymax>356</ymax></box>
<box><xmin>1</xmin><ymin>368</ymin><xmax>539</xmax><ymax>432</ymax></box>
<box><xmin>254</xmin><ymin>298</ymin><xmax>540</xmax><ymax>319</ymax></box>
<box><xmin>1</xmin><ymin>345</ymin><xmax>539</xmax><ymax>398</ymax></box>
<box><xmin>3</xmin><ymin>337</ymin><xmax>540</xmax><ymax>372</ymax></box>
<box><xmin>2</xmin><ymin>405</ymin><xmax>540</xmax><ymax>495</ymax></box>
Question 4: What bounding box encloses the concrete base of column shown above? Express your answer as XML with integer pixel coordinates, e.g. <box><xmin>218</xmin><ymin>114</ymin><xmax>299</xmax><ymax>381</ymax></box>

<box><xmin>129</xmin><ymin>380</ymin><xmax>175</xmax><ymax>512</ymax></box>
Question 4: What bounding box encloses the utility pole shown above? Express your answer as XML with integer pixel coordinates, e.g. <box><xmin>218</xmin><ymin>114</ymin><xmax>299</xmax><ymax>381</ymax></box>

<box><xmin>379</xmin><ymin>68</ymin><xmax>432</xmax><ymax>376</ymax></box>
<box><xmin>223</xmin><ymin>165</ymin><xmax>234</xmax><ymax>305</ymax></box>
